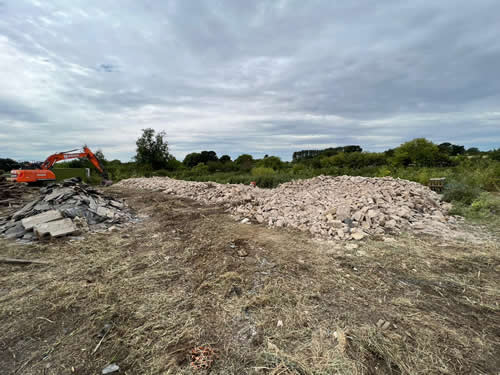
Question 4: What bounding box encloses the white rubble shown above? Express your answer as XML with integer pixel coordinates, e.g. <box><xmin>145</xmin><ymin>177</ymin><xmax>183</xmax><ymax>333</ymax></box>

<box><xmin>116</xmin><ymin>175</ymin><xmax>456</xmax><ymax>241</ymax></box>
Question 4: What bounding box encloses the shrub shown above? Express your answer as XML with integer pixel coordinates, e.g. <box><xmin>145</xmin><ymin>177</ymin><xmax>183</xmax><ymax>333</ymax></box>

<box><xmin>442</xmin><ymin>180</ymin><xmax>481</xmax><ymax>205</ymax></box>
<box><xmin>192</xmin><ymin>163</ymin><xmax>209</xmax><ymax>175</ymax></box>
<box><xmin>207</xmin><ymin>161</ymin><xmax>223</xmax><ymax>173</ymax></box>
<box><xmin>449</xmin><ymin>192</ymin><xmax>500</xmax><ymax>223</ymax></box>
<box><xmin>377</xmin><ymin>167</ymin><xmax>391</xmax><ymax>177</ymax></box>
<box><xmin>470</xmin><ymin>192</ymin><xmax>500</xmax><ymax>214</ymax></box>
<box><xmin>292</xmin><ymin>163</ymin><xmax>306</xmax><ymax>175</ymax></box>
<box><xmin>257</xmin><ymin>156</ymin><xmax>284</xmax><ymax>170</ymax></box>
<box><xmin>153</xmin><ymin>169</ymin><xmax>169</xmax><ymax>177</ymax></box>
<box><xmin>251</xmin><ymin>167</ymin><xmax>275</xmax><ymax>177</ymax></box>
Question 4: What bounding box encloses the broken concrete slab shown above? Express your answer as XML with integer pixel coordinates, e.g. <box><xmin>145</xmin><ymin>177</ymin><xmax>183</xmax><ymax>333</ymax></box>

<box><xmin>43</xmin><ymin>187</ymin><xmax>73</xmax><ymax>202</ymax></box>
<box><xmin>33</xmin><ymin>218</ymin><xmax>78</xmax><ymax>238</ymax></box>
<box><xmin>21</xmin><ymin>210</ymin><xmax>63</xmax><ymax>230</ymax></box>
<box><xmin>12</xmin><ymin>200</ymin><xmax>39</xmax><ymax>221</ymax></box>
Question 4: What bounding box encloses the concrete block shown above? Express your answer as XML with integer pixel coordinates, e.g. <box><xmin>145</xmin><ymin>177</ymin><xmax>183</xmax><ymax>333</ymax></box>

<box><xmin>33</xmin><ymin>218</ymin><xmax>77</xmax><ymax>238</ymax></box>
<box><xmin>21</xmin><ymin>210</ymin><xmax>63</xmax><ymax>230</ymax></box>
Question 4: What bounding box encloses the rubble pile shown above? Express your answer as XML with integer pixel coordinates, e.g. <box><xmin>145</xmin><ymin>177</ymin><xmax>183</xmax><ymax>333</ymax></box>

<box><xmin>0</xmin><ymin>179</ymin><xmax>27</xmax><ymax>207</ymax></box>
<box><xmin>0</xmin><ymin>178</ymin><xmax>133</xmax><ymax>241</ymax></box>
<box><xmin>117</xmin><ymin>175</ymin><xmax>454</xmax><ymax>240</ymax></box>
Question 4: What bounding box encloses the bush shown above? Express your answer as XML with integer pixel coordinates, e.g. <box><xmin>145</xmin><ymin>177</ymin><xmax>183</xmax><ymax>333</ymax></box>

<box><xmin>442</xmin><ymin>180</ymin><xmax>481</xmax><ymax>205</ymax></box>
<box><xmin>257</xmin><ymin>156</ymin><xmax>284</xmax><ymax>170</ymax></box>
<box><xmin>192</xmin><ymin>163</ymin><xmax>209</xmax><ymax>175</ymax></box>
<box><xmin>207</xmin><ymin>161</ymin><xmax>223</xmax><ymax>173</ymax></box>
<box><xmin>449</xmin><ymin>192</ymin><xmax>500</xmax><ymax>224</ymax></box>
<box><xmin>470</xmin><ymin>192</ymin><xmax>500</xmax><ymax>214</ymax></box>
<box><xmin>291</xmin><ymin>163</ymin><xmax>306</xmax><ymax>175</ymax></box>
<box><xmin>254</xmin><ymin>175</ymin><xmax>277</xmax><ymax>188</ymax></box>
<box><xmin>153</xmin><ymin>169</ymin><xmax>169</xmax><ymax>177</ymax></box>
<box><xmin>251</xmin><ymin>167</ymin><xmax>275</xmax><ymax>177</ymax></box>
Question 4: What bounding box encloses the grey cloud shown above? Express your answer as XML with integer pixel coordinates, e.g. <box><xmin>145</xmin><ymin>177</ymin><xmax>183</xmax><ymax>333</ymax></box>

<box><xmin>0</xmin><ymin>98</ymin><xmax>46</xmax><ymax>123</ymax></box>
<box><xmin>0</xmin><ymin>0</ymin><xmax>499</xmax><ymax>162</ymax></box>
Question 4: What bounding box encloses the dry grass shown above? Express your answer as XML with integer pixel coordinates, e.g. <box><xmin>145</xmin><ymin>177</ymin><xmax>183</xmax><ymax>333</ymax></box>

<box><xmin>0</xmin><ymin>188</ymin><xmax>499</xmax><ymax>374</ymax></box>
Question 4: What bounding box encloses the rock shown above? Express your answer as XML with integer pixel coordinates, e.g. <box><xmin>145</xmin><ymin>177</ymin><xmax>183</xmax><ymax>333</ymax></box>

<box><xmin>345</xmin><ymin>243</ymin><xmax>358</xmax><ymax>250</ymax></box>
<box><xmin>352</xmin><ymin>211</ymin><xmax>363</xmax><ymax>222</ymax></box>
<box><xmin>255</xmin><ymin>214</ymin><xmax>264</xmax><ymax>223</ymax></box>
<box><xmin>4</xmin><ymin>222</ymin><xmax>26</xmax><ymax>239</ymax></box>
<box><xmin>240</xmin><ymin>218</ymin><xmax>250</xmax><ymax>224</ymax></box>
<box><xmin>109</xmin><ymin>200</ymin><xmax>124</xmax><ymax>209</ymax></box>
<box><xmin>351</xmin><ymin>231</ymin><xmax>367</xmax><ymax>240</ymax></box>
<box><xmin>102</xmin><ymin>364</ymin><xmax>120</xmax><ymax>374</ymax></box>
<box><xmin>96</xmin><ymin>206</ymin><xmax>115</xmax><ymax>219</ymax></box>
<box><xmin>237</xmin><ymin>249</ymin><xmax>248</xmax><ymax>257</ymax></box>
<box><xmin>22</xmin><ymin>232</ymin><xmax>35</xmax><ymax>240</ymax></box>
<box><xmin>330</xmin><ymin>220</ymin><xmax>343</xmax><ymax>228</ymax></box>
<box><xmin>384</xmin><ymin>219</ymin><xmax>397</xmax><ymax>229</ymax></box>
<box><xmin>337</xmin><ymin>229</ymin><xmax>345</xmax><ymax>239</ymax></box>
<box><xmin>335</xmin><ymin>205</ymin><xmax>351</xmax><ymax>221</ymax></box>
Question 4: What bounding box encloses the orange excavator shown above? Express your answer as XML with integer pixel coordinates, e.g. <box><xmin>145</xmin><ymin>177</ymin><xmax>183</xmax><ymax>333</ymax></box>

<box><xmin>10</xmin><ymin>146</ymin><xmax>111</xmax><ymax>185</ymax></box>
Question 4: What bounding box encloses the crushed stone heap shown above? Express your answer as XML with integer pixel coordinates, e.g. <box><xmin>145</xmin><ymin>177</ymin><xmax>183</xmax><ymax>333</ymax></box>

<box><xmin>0</xmin><ymin>178</ymin><xmax>134</xmax><ymax>241</ymax></box>
<box><xmin>117</xmin><ymin>175</ymin><xmax>454</xmax><ymax>241</ymax></box>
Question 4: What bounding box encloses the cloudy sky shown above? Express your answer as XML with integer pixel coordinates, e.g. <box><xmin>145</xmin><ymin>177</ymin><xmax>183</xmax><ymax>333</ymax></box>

<box><xmin>1</xmin><ymin>0</ymin><xmax>499</xmax><ymax>162</ymax></box>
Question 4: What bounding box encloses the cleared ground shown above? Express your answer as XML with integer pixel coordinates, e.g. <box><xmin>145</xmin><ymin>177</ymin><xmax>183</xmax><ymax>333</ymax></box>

<box><xmin>1</xmin><ymin>187</ymin><xmax>499</xmax><ymax>374</ymax></box>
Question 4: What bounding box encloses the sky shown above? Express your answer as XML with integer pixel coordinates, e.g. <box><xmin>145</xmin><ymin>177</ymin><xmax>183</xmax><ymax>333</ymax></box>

<box><xmin>0</xmin><ymin>0</ymin><xmax>499</xmax><ymax>162</ymax></box>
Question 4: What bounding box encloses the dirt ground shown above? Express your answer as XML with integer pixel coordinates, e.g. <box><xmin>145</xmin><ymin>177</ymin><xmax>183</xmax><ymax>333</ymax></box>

<box><xmin>1</xmin><ymin>186</ymin><xmax>499</xmax><ymax>374</ymax></box>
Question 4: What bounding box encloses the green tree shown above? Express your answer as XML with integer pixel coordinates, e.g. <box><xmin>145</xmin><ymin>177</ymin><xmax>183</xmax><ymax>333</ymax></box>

<box><xmin>165</xmin><ymin>157</ymin><xmax>183</xmax><ymax>171</ymax></box>
<box><xmin>235</xmin><ymin>154</ymin><xmax>254</xmax><ymax>172</ymax></box>
<box><xmin>135</xmin><ymin>128</ymin><xmax>172</xmax><ymax>170</ymax></box>
<box><xmin>466</xmin><ymin>147</ymin><xmax>481</xmax><ymax>155</ymax></box>
<box><xmin>199</xmin><ymin>151</ymin><xmax>218</xmax><ymax>163</ymax></box>
<box><xmin>219</xmin><ymin>155</ymin><xmax>231</xmax><ymax>163</ymax></box>
<box><xmin>183</xmin><ymin>152</ymin><xmax>202</xmax><ymax>168</ymax></box>
<box><xmin>0</xmin><ymin>158</ymin><xmax>20</xmax><ymax>171</ymax></box>
<box><xmin>343</xmin><ymin>145</ymin><xmax>363</xmax><ymax>153</ymax></box>
<box><xmin>438</xmin><ymin>142</ymin><xmax>465</xmax><ymax>156</ymax></box>
<box><xmin>489</xmin><ymin>148</ymin><xmax>500</xmax><ymax>161</ymax></box>
<box><xmin>94</xmin><ymin>150</ymin><xmax>107</xmax><ymax>165</ymax></box>
<box><xmin>257</xmin><ymin>156</ymin><xmax>283</xmax><ymax>170</ymax></box>
<box><xmin>393</xmin><ymin>138</ymin><xmax>443</xmax><ymax>167</ymax></box>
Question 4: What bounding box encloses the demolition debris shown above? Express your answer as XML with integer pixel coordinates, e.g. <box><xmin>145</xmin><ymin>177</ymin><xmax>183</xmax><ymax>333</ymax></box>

<box><xmin>0</xmin><ymin>178</ymin><xmax>134</xmax><ymax>241</ymax></box>
<box><xmin>117</xmin><ymin>175</ymin><xmax>456</xmax><ymax>241</ymax></box>
<box><xmin>0</xmin><ymin>179</ymin><xmax>27</xmax><ymax>207</ymax></box>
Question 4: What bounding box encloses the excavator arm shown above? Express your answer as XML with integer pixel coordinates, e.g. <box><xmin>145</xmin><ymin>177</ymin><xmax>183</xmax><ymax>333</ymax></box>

<box><xmin>41</xmin><ymin>147</ymin><xmax>107</xmax><ymax>177</ymax></box>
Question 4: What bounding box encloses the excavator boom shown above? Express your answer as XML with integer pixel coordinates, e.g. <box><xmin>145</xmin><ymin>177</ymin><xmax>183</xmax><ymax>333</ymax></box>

<box><xmin>11</xmin><ymin>146</ymin><xmax>110</xmax><ymax>184</ymax></box>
